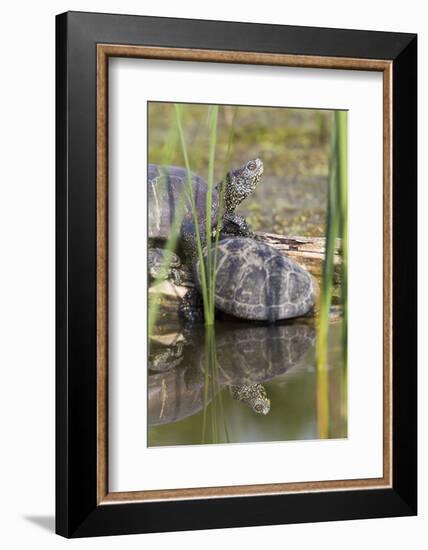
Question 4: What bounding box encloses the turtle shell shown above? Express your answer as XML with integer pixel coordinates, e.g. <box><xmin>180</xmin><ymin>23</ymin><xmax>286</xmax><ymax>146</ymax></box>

<box><xmin>196</xmin><ymin>237</ymin><xmax>317</xmax><ymax>321</ymax></box>
<box><xmin>148</xmin><ymin>248</ymin><xmax>181</xmax><ymax>270</ymax></box>
<box><xmin>148</xmin><ymin>164</ymin><xmax>219</xmax><ymax>240</ymax></box>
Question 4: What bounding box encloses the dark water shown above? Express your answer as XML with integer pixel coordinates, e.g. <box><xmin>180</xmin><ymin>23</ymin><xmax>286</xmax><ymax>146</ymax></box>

<box><xmin>148</xmin><ymin>320</ymin><xmax>347</xmax><ymax>447</ymax></box>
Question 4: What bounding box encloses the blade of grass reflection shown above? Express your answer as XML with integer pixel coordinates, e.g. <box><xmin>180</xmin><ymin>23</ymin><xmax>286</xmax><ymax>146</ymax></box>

<box><xmin>316</xmin><ymin>368</ymin><xmax>330</xmax><ymax>439</ymax></box>
<box><xmin>202</xmin><ymin>328</ymin><xmax>216</xmax><ymax>444</ymax></box>
<box><xmin>207</xmin><ymin>328</ymin><xmax>216</xmax><ymax>444</ymax></box>
<box><xmin>208</xmin><ymin>325</ymin><xmax>230</xmax><ymax>444</ymax></box>
<box><xmin>211</xmin><ymin>370</ymin><xmax>218</xmax><ymax>444</ymax></box>
<box><xmin>202</xmin><ymin>336</ymin><xmax>211</xmax><ymax>444</ymax></box>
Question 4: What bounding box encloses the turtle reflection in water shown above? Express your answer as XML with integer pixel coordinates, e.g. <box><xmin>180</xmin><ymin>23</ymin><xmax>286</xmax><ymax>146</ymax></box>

<box><xmin>148</xmin><ymin>337</ymin><xmax>184</xmax><ymax>373</ymax></box>
<box><xmin>148</xmin><ymin>323</ymin><xmax>315</xmax><ymax>426</ymax></box>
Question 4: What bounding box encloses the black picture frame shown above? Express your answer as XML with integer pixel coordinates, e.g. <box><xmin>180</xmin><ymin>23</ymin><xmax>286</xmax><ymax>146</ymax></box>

<box><xmin>56</xmin><ymin>10</ymin><xmax>417</xmax><ymax>538</ymax></box>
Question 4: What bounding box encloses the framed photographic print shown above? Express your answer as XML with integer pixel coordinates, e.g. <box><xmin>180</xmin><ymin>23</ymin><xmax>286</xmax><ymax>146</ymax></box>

<box><xmin>56</xmin><ymin>11</ymin><xmax>417</xmax><ymax>537</ymax></box>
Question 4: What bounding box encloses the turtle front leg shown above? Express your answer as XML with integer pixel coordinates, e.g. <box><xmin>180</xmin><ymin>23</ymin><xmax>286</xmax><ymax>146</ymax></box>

<box><xmin>173</xmin><ymin>265</ymin><xmax>194</xmax><ymax>288</ymax></box>
<box><xmin>179</xmin><ymin>287</ymin><xmax>204</xmax><ymax>323</ymax></box>
<box><xmin>221</xmin><ymin>213</ymin><xmax>254</xmax><ymax>239</ymax></box>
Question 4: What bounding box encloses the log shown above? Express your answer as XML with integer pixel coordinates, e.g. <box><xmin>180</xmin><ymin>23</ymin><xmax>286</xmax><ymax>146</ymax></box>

<box><xmin>255</xmin><ymin>232</ymin><xmax>342</xmax><ymax>286</ymax></box>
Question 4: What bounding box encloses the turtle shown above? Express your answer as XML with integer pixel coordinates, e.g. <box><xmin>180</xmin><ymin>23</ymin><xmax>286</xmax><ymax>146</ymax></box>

<box><xmin>199</xmin><ymin>322</ymin><xmax>316</xmax><ymax>413</ymax></box>
<box><xmin>148</xmin><ymin>246</ymin><xmax>204</xmax><ymax>322</ymax></box>
<box><xmin>148</xmin><ymin>248</ymin><xmax>185</xmax><ymax>285</ymax></box>
<box><xmin>180</xmin><ymin>227</ymin><xmax>318</xmax><ymax>322</ymax></box>
<box><xmin>148</xmin><ymin>158</ymin><xmax>263</xmax><ymax>274</ymax></box>
<box><xmin>148</xmin><ymin>159</ymin><xmax>263</xmax><ymax>243</ymax></box>
<box><xmin>147</xmin><ymin>322</ymin><xmax>315</xmax><ymax>426</ymax></box>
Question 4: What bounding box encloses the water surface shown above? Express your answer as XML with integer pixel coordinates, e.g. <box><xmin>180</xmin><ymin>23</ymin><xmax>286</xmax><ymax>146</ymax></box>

<box><xmin>148</xmin><ymin>319</ymin><xmax>346</xmax><ymax>447</ymax></box>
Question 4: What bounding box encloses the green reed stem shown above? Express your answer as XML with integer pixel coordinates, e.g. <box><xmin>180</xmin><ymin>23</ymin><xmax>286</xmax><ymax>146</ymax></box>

<box><xmin>316</xmin><ymin>115</ymin><xmax>339</xmax><ymax>362</ymax></box>
<box><xmin>315</xmin><ymin>111</ymin><xmax>341</xmax><ymax>438</ymax></box>
<box><xmin>336</xmin><ymin>111</ymin><xmax>348</xmax><ymax>422</ymax></box>
<box><xmin>337</xmin><ymin>111</ymin><xmax>348</xmax><ymax>370</ymax></box>
<box><xmin>205</xmin><ymin>106</ymin><xmax>219</xmax><ymax>323</ymax></box>
<box><xmin>174</xmin><ymin>104</ymin><xmax>210</xmax><ymax>323</ymax></box>
<box><xmin>212</xmin><ymin>107</ymin><xmax>238</xmax><ymax>311</ymax></box>
<box><xmin>316</xmin><ymin>110</ymin><xmax>348</xmax><ymax>438</ymax></box>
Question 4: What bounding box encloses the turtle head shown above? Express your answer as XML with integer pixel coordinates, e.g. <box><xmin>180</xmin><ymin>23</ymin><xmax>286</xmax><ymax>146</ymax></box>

<box><xmin>232</xmin><ymin>383</ymin><xmax>271</xmax><ymax>415</ymax></box>
<box><xmin>222</xmin><ymin>158</ymin><xmax>263</xmax><ymax>212</ymax></box>
<box><xmin>252</xmin><ymin>396</ymin><xmax>271</xmax><ymax>415</ymax></box>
